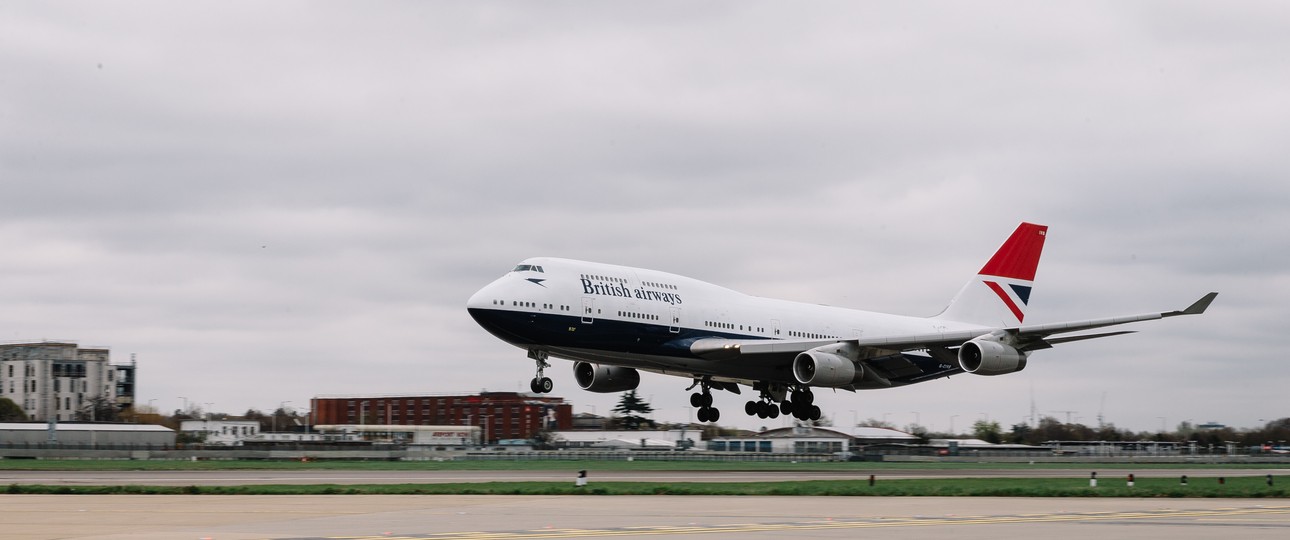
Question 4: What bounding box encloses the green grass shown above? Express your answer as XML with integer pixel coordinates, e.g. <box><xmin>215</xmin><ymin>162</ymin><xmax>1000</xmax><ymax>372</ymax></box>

<box><xmin>2</xmin><ymin>459</ymin><xmax>1286</xmax><ymax>472</ymax></box>
<box><xmin>5</xmin><ymin>476</ymin><xmax>1287</xmax><ymax>497</ymax></box>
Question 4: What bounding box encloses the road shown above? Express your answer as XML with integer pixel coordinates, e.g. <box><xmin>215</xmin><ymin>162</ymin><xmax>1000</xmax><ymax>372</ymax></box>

<box><xmin>2</xmin><ymin>494</ymin><xmax>1288</xmax><ymax>540</ymax></box>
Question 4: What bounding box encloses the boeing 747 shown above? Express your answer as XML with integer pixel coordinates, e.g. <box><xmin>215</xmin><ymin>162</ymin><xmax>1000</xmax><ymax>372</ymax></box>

<box><xmin>466</xmin><ymin>223</ymin><xmax>1215</xmax><ymax>423</ymax></box>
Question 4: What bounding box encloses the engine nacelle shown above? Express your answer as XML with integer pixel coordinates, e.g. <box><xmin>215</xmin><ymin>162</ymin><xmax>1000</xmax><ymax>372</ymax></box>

<box><xmin>958</xmin><ymin>335</ymin><xmax>1028</xmax><ymax>376</ymax></box>
<box><xmin>573</xmin><ymin>362</ymin><xmax>641</xmax><ymax>393</ymax></box>
<box><xmin>793</xmin><ymin>349</ymin><xmax>863</xmax><ymax>387</ymax></box>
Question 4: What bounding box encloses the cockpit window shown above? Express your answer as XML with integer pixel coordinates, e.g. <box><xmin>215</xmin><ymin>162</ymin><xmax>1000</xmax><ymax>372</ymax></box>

<box><xmin>512</xmin><ymin>264</ymin><xmax>545</xmax><ymax>273</ymax></box>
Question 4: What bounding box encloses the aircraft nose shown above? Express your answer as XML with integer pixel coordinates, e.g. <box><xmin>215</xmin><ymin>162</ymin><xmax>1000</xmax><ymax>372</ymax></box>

<box><xmin>467</xmin><ymin>284</ymin><xmax>492</xmax><ymax>310</ymax></box>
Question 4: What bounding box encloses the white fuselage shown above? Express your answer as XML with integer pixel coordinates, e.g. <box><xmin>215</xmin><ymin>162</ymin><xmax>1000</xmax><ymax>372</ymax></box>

<box><xmin>466</xmin><ymin>257</ymin><xmax>987</xmax><ymax>384</ymax></box>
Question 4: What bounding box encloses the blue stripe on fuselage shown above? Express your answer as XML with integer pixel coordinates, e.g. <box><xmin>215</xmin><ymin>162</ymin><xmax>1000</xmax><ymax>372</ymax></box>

<box><xmin>466</xmin><ymin>308</ymin><xmax>768</xmax><ymax>359</ymax></box>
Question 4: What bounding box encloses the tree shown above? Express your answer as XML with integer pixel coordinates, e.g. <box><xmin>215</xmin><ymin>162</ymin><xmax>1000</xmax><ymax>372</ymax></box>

<box><xmin>860</xmin><ymin>418</ymin><xmax>896</xmax><ymax>429</ymax></box>
<box><xmin>75</xmin><ymin>395</ymin><xmax>121</xmax><ymax>422</ymax></box>
<box><xmin>611</xmin><ymin>390</ymin><xmax>655</xmax><ymax>430</ymax></box>
<box><xmin>1007</xmin><ymin>422</ymin><xmax>1033</xmax><ymax>444</ymax></box>
<box><xmin>972</xmin><ymin>420</ymin><xmax>1003</xmax><ymax>443</ymax></box>
<box><xmin>0</xmin><ymin>398</ymin><xmax>26</xmax><ymax>422</ymax></box>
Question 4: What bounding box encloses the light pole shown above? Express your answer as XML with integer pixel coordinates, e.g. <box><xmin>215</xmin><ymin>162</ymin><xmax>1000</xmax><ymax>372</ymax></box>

<box><xmin>177</xmin><ymin>396</ymin><xmax>188</xmax><ymax>415</ymax></box>
<box><xmin>950</xmin><ymin>414</ymin><xmax>959</xmax><ymax>434</ymax></box>
<box><xmin>204</xmin><ymin>402</ymin><xmax>213</xmax><ymax>421</ymax></box>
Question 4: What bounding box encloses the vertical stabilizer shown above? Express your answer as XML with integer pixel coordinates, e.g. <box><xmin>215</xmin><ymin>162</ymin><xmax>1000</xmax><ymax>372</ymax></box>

<box><xmin>935</xmin><ymin>222</ymin><xmax>1048</xmax><ymax>327</ymax></box>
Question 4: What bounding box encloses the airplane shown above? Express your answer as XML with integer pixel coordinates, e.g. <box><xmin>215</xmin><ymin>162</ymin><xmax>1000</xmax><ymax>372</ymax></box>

<box><xmin>466</xmin><ymin>223</ymin><xmax>1216</xmax><ymax>423</ymax></box>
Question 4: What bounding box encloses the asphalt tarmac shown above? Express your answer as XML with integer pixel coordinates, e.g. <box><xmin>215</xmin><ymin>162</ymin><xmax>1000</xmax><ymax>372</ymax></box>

<box><xmin>4</xmin><ymin>494</ymin><xmax>1288</xmax><ymax>540</ymax></box>
<box><xmin>3</xmin><ymin>467</ymin><xmax>1285</xmax><ymax>486</ymax></box>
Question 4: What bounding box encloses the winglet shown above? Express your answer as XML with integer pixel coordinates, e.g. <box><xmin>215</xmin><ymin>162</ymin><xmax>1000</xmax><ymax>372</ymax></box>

<box><xmin>1165</xmin><ymin>292</ymin><xmax>1218</xmax><ymax>317</ymax></box>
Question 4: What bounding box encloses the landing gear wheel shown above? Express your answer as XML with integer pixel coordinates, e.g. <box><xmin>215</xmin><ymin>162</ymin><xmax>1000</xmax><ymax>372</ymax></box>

<box><xmin>697</xmin><ymin>406</ymin><xmax>720</xmax><ymax>423</ymax></box>
<box><xmin>810</xmin><ymin>405</ymin><xmax>822</xmax><ymax>421</ymax></box>
<box><xmin>538</xmin><ymin>377</ymin><xmax>553</xmax><ymax>393</ymax></box>
<box><xmin>780</xmin><ymin>400</ymin><xmax>794</xmax><ymax>415</ymax></box>
<box><xmin>691</xmin><ymin>393</ymin><xmax>703</xmax><ymax>408</ymax></box>
<box><xmin>768</xmin><ymin>406</ymin><xmax>779</xmax><ymax>419</ymax></box>
<box><xmin>529</xmin><ymin>378</ymin><xmax>541</xmax><ymax>393</ymax></box>
<box><xmin>745</xmin><ymin>401</ymin><xmax>758</xmax><ymax>416</ymax></box>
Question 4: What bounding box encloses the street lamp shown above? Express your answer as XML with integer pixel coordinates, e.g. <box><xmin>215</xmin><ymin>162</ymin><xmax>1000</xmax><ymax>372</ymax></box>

<box><xmin>177</xmin><ymin>396</ymin><xmax>188</xmax><ymax>415</ymax></box>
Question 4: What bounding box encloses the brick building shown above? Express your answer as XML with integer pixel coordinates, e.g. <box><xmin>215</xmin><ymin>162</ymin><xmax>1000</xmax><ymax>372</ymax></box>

<box><xmin>310</xmin><ymin>392</ymin><xmax>572</xmax><ymax>444</ymax></box>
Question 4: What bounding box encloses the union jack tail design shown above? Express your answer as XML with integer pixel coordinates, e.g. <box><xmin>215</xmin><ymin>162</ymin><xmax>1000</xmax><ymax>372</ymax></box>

<box><xmin>936</xmin><ymin>222</ymin><xmax>1048</xmax><ymax>327</ymax></box>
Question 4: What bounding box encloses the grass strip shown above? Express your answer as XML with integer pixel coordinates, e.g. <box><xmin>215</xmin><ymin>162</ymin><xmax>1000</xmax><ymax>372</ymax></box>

<box><xmin>6</xmin><ymin>476</ymin><xmax>1287</xmax><ymax>497</ymax></box>
<box><xmin>2</xmin><ymin>459</ymin><xmax>1287</xmax><ymax>472</ymax></box>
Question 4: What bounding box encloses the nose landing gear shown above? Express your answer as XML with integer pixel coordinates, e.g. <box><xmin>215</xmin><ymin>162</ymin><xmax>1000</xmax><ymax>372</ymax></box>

<box><xmin>528</xmin><ymin>349</ymin><xmax>553</xmax><ymax>394</ymax></box>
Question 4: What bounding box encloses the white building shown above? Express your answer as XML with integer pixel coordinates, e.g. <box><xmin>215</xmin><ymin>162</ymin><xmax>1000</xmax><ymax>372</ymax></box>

<box><xmin>313</xmin><ymin>424</ymin><xmax>479</xmax><ymax>446</ymax></box>
<box><xmin>550</xmin><ymin>430</ymin><xmax>694</xmax><ymax>450</ymax></box>
<box><xmin>0</xmin><ymin>342</ymin><xmax>136</xmax><ymax>422</ymax></box>
<box><xmin>179</xmin><ymin>419</ymin><xmax>261</xmax><ymax>445</ymax></box>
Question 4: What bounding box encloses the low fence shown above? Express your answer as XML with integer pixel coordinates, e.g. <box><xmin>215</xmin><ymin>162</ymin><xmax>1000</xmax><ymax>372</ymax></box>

<box><xmin>461</xmin><ymin>451</ymin><xmax>842</xmax><ymax>462</ymax></box>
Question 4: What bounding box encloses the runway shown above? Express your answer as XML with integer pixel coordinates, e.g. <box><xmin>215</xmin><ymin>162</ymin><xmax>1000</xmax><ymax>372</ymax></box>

<box><xmin>3</xmin><ymin>467</ymin><xmax>1285</xmax><ymax>486</ymax></box>
<box><xmin>3</xmin><ymin>494</ymin><xmax>1288</xmax><ymax>540</ymax></box>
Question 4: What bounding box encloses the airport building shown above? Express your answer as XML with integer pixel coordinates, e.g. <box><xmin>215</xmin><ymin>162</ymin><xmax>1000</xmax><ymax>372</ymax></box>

<box><xmin>0</xmin><ymin>342</ymin><xmax>137</xmax><ymax>422</ymax></box>
<box><xmin>310</xmin><ymin>392</ymin><xmax>573</xmax><ymax>444</ymax></box>
<box><xmin>179</xmin><ymin>419</ymin><xmax>261</xmax><ymax>445</ymax></box>
<box><xmin>0</xmin><ymin>422</ymin><xmax>173</xmax><ymax>446</ymax></box>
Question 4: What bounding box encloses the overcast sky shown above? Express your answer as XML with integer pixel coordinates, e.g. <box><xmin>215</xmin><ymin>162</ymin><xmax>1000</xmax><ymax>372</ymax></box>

<box><xmin>3</xmin><ymin>1</ymin><xmax>1286</xmax><ymax>434</ymax></box>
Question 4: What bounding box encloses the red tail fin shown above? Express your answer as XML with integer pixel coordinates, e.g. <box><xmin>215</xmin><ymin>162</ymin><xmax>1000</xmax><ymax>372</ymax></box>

<box><xmin>936</xmin><ymin>223</ymin><xmax>1048</xmax><ymax>326</ymax></box>
<box><xmin>979</xmin><ymin>222</ymin><xmax>1047</xmax><ymax>280</ymax></box>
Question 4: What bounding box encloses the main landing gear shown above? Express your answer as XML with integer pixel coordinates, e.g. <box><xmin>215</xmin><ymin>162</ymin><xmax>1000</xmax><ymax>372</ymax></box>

<box><xmin>528</xmin><ymin>349</ymin><xmax>553</xmax><ymax>394</ymax></box>
<box><xmin>779</xmin><ymin>386</ymin><xmax>822</xmax><ymax>422</ymax></box>
<box><xmin>687</xmin><ymin>380</ymin><xmax>720</xmax><ymax>423</ymax></box>
<box><xmin>744</xmin><ymin>383</ymin><xmax>782</xmax><ymax>420</ymax></box>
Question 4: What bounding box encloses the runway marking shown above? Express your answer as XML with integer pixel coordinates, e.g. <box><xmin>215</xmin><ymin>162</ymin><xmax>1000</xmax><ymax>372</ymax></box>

<box><xmin>298</xmin><ymin>505</ymin><xmax>1290</xmax><ymax>540</ymax></box>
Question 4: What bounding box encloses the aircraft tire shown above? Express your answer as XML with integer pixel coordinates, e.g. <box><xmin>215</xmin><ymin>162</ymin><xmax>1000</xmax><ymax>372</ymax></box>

<box><xmin>696</xmin><ymin>407</ymin><xmax>710</xmax><ymax>423</ymax></box>
<box><xmin>745</xmin><ymin>401</ymin><xmax>757</xmax><ymax>416</ymax></box>
<box><xmin>690</xmin><ymin>393</ymin><xmax>703</xmax><ymax>407</ymax></box>
<box><xmin>529</xmin><ymin>378</ymin><xmax>540</xmax><ymax>393</ymax></box>
<box><xmin>810</xmin><ymin>405</ymin><xmax>822</xmax><ymax>421</ymax></box>
<box><xmin>701</xmin><ymin>393</ymin><xmax>713</xmax><ymax>408</ymax></box>
<box><xmin>709</xmin><ymin>407</ymin><xmax>720</xmax><ymax>422</ymax></box>
<box><xmin>780</xmin><ymin>400</ymin><xmax>794</xmax><ymax>415</ymax></box>
<box><xmin>768</xmin><ymin>406</ymin><xmax>779</xmax><ymax>419</ymax></box>
<box><xmin>538</xmin><ymin>377</ymin><xmax>553</xmax><ymax>393</ymax></box>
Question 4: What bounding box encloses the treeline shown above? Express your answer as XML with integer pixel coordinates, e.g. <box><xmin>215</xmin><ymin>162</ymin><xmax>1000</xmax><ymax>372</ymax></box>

<box><xmin>889</xmin><ymin>416</ymin><xmax>1290</xmax><ymax>447</ymax></box>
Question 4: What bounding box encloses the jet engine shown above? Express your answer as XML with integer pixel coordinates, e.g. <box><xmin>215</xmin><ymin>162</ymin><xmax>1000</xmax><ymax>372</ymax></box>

<box><xmin>793</xmin><ymin>346</ymin><xmax>864</xmax><ymax>387</ymax></box>
<box><xmin>573</xmin><ymin>362</ymin><xmax>641</xmax><ymax>393</ymax></box>
<box><xmin>957</xmin><ymin>335</ymin><xmax>1028</xmax><ymax>376</ymax></box>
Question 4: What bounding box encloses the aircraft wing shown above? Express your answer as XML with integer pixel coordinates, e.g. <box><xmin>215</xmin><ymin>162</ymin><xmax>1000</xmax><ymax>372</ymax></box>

<box><xmin>690</xmin><ymin>292</ymin><xmax>1218</xmax><ymax>361</ymax></box>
